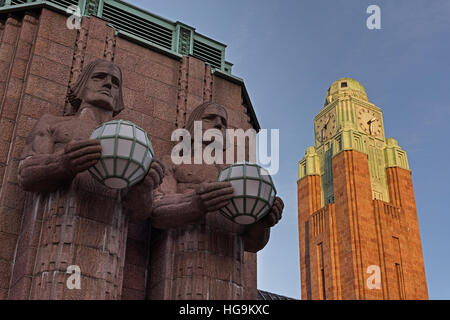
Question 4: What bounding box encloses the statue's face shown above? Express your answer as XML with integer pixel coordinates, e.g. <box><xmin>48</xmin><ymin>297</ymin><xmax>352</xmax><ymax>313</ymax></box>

<box><xmin>200</xmin><ymin>105</ymin><xmax>228</xmax><ymax>147</ymax></box>
<box><xmin>81</xmin><ymin>62</ymin><xmax>121</xmax><ymax>113</ymax></box>
<box><xmin>201</xmin><ymin>105</ymin><xmax>227</xmax><ymax>132</ymax></box>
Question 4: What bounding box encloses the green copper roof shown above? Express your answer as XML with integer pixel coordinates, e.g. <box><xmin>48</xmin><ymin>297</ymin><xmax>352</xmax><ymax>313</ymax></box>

<box><xmin>324</xmin><ymin>77</ymin><xmax>368</xmax><ymax>106</ymax></box>
<box><xmin>0</xmin><ymin>0</ymin><xmax>233</xmax><ymax>74</ymax></box>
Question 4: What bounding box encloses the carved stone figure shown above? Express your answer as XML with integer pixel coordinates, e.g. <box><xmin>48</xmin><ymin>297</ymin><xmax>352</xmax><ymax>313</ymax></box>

<box><xmin>16</xmin><ymin>60</ymin><xmax>164</xmax><ymax>299</ymax></box>
<box><xmin>149</xmin><ymin>102</ymin><xmax>284</xmax><ymax>299</ymax></box>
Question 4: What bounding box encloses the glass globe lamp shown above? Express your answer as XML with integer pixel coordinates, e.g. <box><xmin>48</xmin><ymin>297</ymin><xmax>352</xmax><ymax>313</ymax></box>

<box><xmin>217</xmin><ymin>162</ymin><xmax>277</xmax><ymax>225</ymax></box>
<box><xmin>88</xmin><ymin>120</ymin><xmax>154</xmax><ymax>189</ymax></box>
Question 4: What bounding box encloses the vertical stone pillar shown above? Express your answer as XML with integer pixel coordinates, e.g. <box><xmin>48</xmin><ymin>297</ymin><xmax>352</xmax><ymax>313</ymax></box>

<box><xmin>297</xmin><ymin>174</ymin><xmax>321</xmax><ymax>299</ymax></box>
<box><xmin>0</xmin><ymin>12</ymin><xmax>40</xmax><ymax>299</ymax></box>
<box><xmin>332</xmin><ymin>150</ymin><xmax>382</xmax><ymax>299</ymax></box>
<box><xmin>386</xmin><ymin>167</ymin><xmax>428</xmax><ymax>299</ymax></box>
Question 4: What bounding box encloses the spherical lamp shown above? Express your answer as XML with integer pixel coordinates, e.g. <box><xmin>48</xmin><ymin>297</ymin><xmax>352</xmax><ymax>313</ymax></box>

<box><xmin>217</xmin><ymin>162</ymin><xmax>276</xmax><ymax>225</ymax></box>
<box><xmin>88</xmin><ymin>120</ymin><xmax>154</xmax><ymax>189</ymax></box>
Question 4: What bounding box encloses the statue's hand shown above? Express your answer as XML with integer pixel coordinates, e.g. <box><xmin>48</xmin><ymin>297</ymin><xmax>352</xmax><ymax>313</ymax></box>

<box><xmin>62</xmin><ymin>139</ymin><xmax>102</xmax><ymax>176</ymax></box>
<box><xmin>147</xmin><ymin>159</ymin><xmax>165</xmax><ymax>189</ymax></box>
<box><xmin>194</xmin><ymin>181</ymin><xmax>234</xmax><ymax>213</ymax></box>
<box><xmin>258</xmin><ymin>196</ymin><xmax>284</xmax><ymax>228</ymax></box>
<box><xmin>137</xmin><ymin>159</ymin><xmax>165</xmax><ymax>191</ymax></box>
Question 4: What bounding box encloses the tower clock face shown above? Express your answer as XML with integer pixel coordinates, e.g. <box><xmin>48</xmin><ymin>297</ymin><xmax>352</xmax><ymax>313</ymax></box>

<box><xmin>316</xmin><ymin>111</ymin><xmax>337</xmax><ymax>142</ymax></box>
<box><xmin>357</xmin><ymin>107</ymin><xmax>382</xmax><ymax>136</ymax></box>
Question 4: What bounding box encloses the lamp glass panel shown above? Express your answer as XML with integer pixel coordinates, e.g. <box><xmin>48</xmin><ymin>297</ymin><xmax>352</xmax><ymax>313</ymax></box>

<box><xmin>260</xmin><ymin>182</ymin><xmax>272</xmax><ymax>200</ymax></box>
<box><xmin>119</xmin><ymin>124</ymin><xmax>133</xmax><ymax>138</ymax></box>
<box><xmin>257</xmin><ymin>204</ymin><xmax>270</xmax><ymax>218</ymax></box>
<box><xmin>230</xmin><ymin>179</ymin><xmax>244</xmax><ymax>195</ymax></box>
<box><xmin>259</xmin><ymin>167</ymin><xmax>270</xmax><ymax>176</ymax></box>
<box><xmin>227</xmin><ymin>202</ymin><xmax>237</xmax><ymax>214</ymax></box>
<box><xmin>130</xmin><ymin>168</ymin><xmax>145</xmax><ymax>181</ymax></box>
<box><xmin>246</xmin><ymin>179</ymin><xmax>260</xmax><ymax>197</ymax></box>
<box><xmin>253</xmin><ymin>200</ymin><xmax>265</xmax><ymax>216</ymax></box>
<box><xmin>144</xmin><ymin>151</ymin><xmax>152</xmax><ymax>169</ymax></box>
<box><xmin>117</xmin><ymin>139</ymin><xmax>132</xmax><ymax>157</ymax></box>
<box><xmin>246</xmin><ymin>165</ymin><xmax>259</xmax><ymax>178</ymax></box>
<box><xmin>221</xmin><ymin>207</ymin><xmax>233</xmax><ymax>218</ymax></box>
<box><xmin>89</xmin><ymin>167</ymin><xmax>101</xmax><ymax>179</ymax></box>
<box><xmin>225</xmin><ymin>202</ymin><xmax>236</xmax><ymax>214</ymax></box>
<box><xmin>269</xmin><ymin>189</ymin><xmax>276</xmax><ymax>205</ymax></box>
<box><xmin>218</xmin><ymin>168</ymin><xmax>229</xmax><ymax>181</ymax></box>
<box><xmin>102</xmin><ymin>124</ymin><xmax>116</xmax><ymax>136</ymax></box>
<box><xmin>130</xmin><ymin>177</ymin><xmax>142</xmax><ymax>186</ymax></box>
<box><xmin>132</xmin><ymin>143</ymin><xmax>147</xmax><ymax>162</ymax></box>
<box><xmin>260</xmin><ymin>168</ymin><xmax>272</xmax><ymax>184</ymax></box>
<box><xmin>91</xmin><ymin>127</ymin><xmax>102</xmax><ymax>139</ymax></box>
<box><xmin>233</xmin><ymin>198</ymin><xmax>245</xmax><ymax>214</ymax></box>
<box><xmin>245</xmin><ymin>198</ymin><xmax>256</xmax><ymax>214</ymax></box>
<box><xmin>94</xmin><ymin>161</ymin><xmax>106</xmax><ymax>177</ymax></box>
<box><xmin>115</xmin><ymin>158</ymin><xmax>128</xmax><ymax>176</ymax></box>
<box><xmin>102</xmin><ymin>158</ymin><xmax>115</xmax><ymax>176</ymax></box>
<box><xmin>124</xmin><ymin>162</ymin><xmax>139</xmax><ymax>179</ymax></box>
<box><xmin>135</xmin><ymin>129</ymin><xmax>147</xmax><ymax>145</ymax></box>
<box><xmin>100</xmin><ymin>138</ymin><xmax>115</xmax><ymax>156</ymax></box>
<box><xmin>230</xmin><ymin>166</ymin><xmax>243</xmax><ymax>179</ymax></box>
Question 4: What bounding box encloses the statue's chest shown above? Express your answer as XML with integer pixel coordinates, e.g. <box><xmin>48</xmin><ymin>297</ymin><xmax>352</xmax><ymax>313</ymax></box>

<box><xmin>50</xmin><ymin>119</ymin><xmax>97</xmax><ymax>149</ymax></box>
<box><xmin>175</xmin><ymin>164</ymin><xmax>222</xmax><ymax>185</ymax></box>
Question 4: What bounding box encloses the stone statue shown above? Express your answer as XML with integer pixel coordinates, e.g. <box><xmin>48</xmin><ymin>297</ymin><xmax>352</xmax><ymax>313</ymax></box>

<box><xmin>149</xmin><ymin>102</ymin><xmax>284</xmax><ymax>299</ymax></box>
<box><xmin>16</xmin><ymin>59</ymin><xmax>164</xmax><ymax>299</ymax></box>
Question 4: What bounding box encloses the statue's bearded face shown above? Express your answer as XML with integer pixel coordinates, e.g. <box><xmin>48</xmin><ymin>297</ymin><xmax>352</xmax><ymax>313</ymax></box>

<box><xmin>81</xmin><ymin>62</ymin><xmax>122</xmax><ymax>113</ymax></box>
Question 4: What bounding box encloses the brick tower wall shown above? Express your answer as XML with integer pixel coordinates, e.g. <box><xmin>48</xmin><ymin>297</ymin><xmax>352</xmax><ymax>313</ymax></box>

<box><xmin>0</xmin><ymin>9</ymin><xmax>257</xmax><ymax>299</ymax></box>
<box><xmin>298</xmin><ymin>150</ymin><xmax>428</xmax><ymax>299</ymax></box>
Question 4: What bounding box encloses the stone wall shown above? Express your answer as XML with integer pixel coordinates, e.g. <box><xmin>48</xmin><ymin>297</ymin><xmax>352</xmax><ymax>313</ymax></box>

<box><xmin>0</xmin><ymin>8</ymin><xmax>257</xmax><ymax>299</ymax></box>
<box><xmin>297</xmin><ymin>150</ymin><xmax>428</xmax><ymax>299</ymax></box>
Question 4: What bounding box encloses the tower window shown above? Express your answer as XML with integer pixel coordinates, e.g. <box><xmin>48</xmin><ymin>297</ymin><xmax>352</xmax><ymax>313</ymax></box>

<box><xmin>341</xmin><ymin>82</ymin><xmax>348</xmax><ymax>88</ymax></box>
<box><xmin>317</xmin><ymin>243</ymin><xmax>326</xmax><ymax>300</ymax></box>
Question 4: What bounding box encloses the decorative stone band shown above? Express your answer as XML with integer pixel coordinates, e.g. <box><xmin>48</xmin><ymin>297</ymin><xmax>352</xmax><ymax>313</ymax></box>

<box><xmin>298</xmin><ymin>134</ymin><xmax>410</xmax><ymax>182</ymax></box>
<box><xmin>384</xmin><ymin>138</ymin><xmax>410</xmax><ymax>171</ymax></box>
<box><xmin>298</xmin><ymin>147</ymin><xmax>321</xmax><ymax>181</ymax></box>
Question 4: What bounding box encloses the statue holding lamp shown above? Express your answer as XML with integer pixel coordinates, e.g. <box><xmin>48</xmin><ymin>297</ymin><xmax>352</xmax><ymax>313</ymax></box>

<box><xmin>17</xmin><ymin>60</ymin><xmax>164</xmax><ymax>299</ymax></box>
<box><xmin>149</xmin><ymin>101</ymin><xmax>284</xmax><ymax>299</ymax></box>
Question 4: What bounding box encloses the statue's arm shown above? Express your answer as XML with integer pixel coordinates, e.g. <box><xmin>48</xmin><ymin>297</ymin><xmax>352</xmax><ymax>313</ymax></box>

<box><xmin>18</xmin><ymin>115</ymin><xmax>68</xmax><ymax>193</ymax></box>
<box><xmin>150</xmin><ymin>162</ymin><xmax>208</xmax><ymax>229</ymax></box>
<box><xmin>151</xmin><ymin>161</ymin><xmax>234</xmax><ymax>229</ymax></box>
<box><xmin>242</xmin><ymin>197</ymin><xmax>284</xmax><ymax>253</ymax></box>
<box><xmin>18</xmin><ymin>115</ymin><xmax>101</xmax><ymax>193</ymax></box>
<box><xmin>152</xmin><ymin>181</ymin><xmax>234</xmax><ymax>229</ymax></box>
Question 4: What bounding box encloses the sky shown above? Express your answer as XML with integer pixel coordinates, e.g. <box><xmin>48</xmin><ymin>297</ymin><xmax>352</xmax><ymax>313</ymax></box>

<box><xmin>129</xmin><ymin>0</ymin><xmax>450</xmax><ymax>299</ymax></box>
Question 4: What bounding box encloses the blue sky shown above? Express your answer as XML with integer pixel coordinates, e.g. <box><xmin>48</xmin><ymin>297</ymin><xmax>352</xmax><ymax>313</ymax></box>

<box><xmin>130</xmin><ymin>0</ymin><xmax>450</xmax><ymax>299</ymax></box>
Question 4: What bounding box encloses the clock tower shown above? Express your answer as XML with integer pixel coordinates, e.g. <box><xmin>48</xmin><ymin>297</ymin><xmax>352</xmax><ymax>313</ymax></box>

<box><xmin>297</xmin><ymin>78</ymin><xmax>428</xmax><ymax>299</ymax></box>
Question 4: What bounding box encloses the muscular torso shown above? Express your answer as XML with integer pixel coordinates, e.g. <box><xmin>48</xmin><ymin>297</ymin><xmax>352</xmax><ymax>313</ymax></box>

<box><xmin>23</xmin><ymin>113</ymin><xmax>120</xmax><ymax>198</ymax></box>
<box><xmin>39</xmin><ymin>114</ymin><xmax>99</xmax><ymax>153</ymax></box>
<box><xmin>175</xmin><ymin>163</ymin><xmax>224</xmax><ymax>193</ymax></box>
